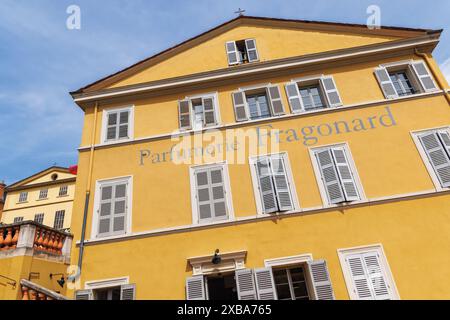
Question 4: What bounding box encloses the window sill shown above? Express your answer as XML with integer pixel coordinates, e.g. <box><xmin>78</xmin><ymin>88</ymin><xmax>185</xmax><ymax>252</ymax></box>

<box><xmin>16</xmin><ymin>201</ymin><xmax>28</xmax><ymax>205</ymax></box>
<box><xmin>36</xmin><ymin>198</ymin><xmax>49</xmax><ymax>201</ymax></box>
<box><xmin>57</xmin><ymin>195</ymin><xmax>69</xmax><ymax>198</ymax></box>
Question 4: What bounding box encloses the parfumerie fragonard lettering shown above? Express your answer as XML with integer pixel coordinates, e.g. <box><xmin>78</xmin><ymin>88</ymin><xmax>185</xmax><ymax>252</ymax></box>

<box><xmin>140</xmin><ymin>106</ymin><xmax>397</xmax><ymax>165</ymax></box>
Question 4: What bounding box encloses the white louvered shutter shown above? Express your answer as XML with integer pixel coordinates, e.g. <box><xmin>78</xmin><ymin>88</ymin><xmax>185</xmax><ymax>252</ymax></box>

<box><xmin>331</xmin><ymin>148</ymin><xmax>360</xmax><ymax>201</ymax></box>
<box><xmin>321</xmin><ymin>76</ymin><xmax>342</xmax><ymax>107</ymax></box>
<box><xmin>202</xmin><ymin>97</ymin><xmax>216</xmax><ymax>126</ymax></box>
<box><xmin>75</xmin><ymin>290</ymin><xmax>93</xmax><ymax>300</ymax></box>
<box><xmin>266</xmin><ymin>86</ymin><xmax>285</xmax><ymax>116</ymax></box>
<box><xmin>307</xmin><ymin>260</ymin><xmax>335</xmax><ymax>300</ymax></box>
<box><xmin>245</xmin><ymin>39</ymin><xmax>259</xmax><ymax>62</ymax></box>
<box><xmin>411</xmin><ymin>61</ymin><xmax>438</xmax><ymax>92</ymax></box>
<box><xmin>186</xmin><ymin>276</ymin><xmax>206</xmax><ymax>300</ymax></box>
<box><xmin>255</xmin><ymin>158</ymin><xmax>278</xmax><ymax>214</ymax></box>
<box><xmin>374</xmin><ymin>67</ymin><xmax>398</xmax><ymax>99</ymax></box>
<box><xmin>438</xmin><ymin>131</ymin><xmax>450</xmax><ymax>156</ymax></box>
<box><xmin>270</xmin><ymin>156</ymin><xmax>293</xmax><ymax>211</ymax></box>
<box><xmin>346</xmin><ymin>255</ymin><xmax>373</xmax><ymax>300</ymax></box>
<box><xmin>362</xmin><ymin>252</ymin><xmax>391</xmax><ymax>300</ymax></box>
<box><xmin>235</xmin><ymin>269</ymin><xmax>257</xmax><ymax>300</ymax></box>
<box><xmin>254</xmin><ymin>268</ymin><xmax>277</xmax><ymax>300</ymax></box>
<box><xmin>285</xmin><ymin>82</ymin><xmax>303</xmax><ymax>113</ymax></box>
<box><xmin>195</xmin><ymin>167</ymin><xmax>228</xmax><ymax>222</ymax></box>
<box><xmin>232</xmin><ymin>91</ymin><xmax>248</xmax><ymax>122</ymax></box>
<box><xmin>178</xmin><ymin>99</ymin><xmax>192</xmax><ymax>130</ymax></box>
<box><xmin>226</xmin><ymin>41</ymin><xmax>240</xmax><ymax>65</ymax></box>
<box><xmin>120</xmin><ymin>284</ymin><xmax>136</xmax><ymax>300</ymax></box>
<box><xmin>315</xmin><ymin>149</ymin><xmax>345</xmax><ymax>204</ymax></box>
<box><xmin>419</xmin><ymin>132</ymin><xmax>450</xmax><ymax>188</ymax></box>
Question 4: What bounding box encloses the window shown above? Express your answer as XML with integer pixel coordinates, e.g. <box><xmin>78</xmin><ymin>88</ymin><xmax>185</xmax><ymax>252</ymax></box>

<box><xmin>285</xmin><ymin>75</ymin><xmax>343</xmax><ymax>113</ymax></box>
<box><xmin>232</xmin><ymin>85</ymin><xmax>285</xmax><ymax>122</ymax></box>
<box><xmin>102</xmin><ymin>106</ymin><xmax>133</xmax><ymax>143</ymax></box>
<box><xmin>225</xmin><ymin>39</ymin><xmax>259</xmax><ymax>65</ymax></box>
<box><xmin>93</xmin><ymin>177</ymin><xmax>132</xmax><ymax>238</ymax></box>
<box><xmin>18</xmin><ymin>192</ymin><xmax>28</xmax><ymax>203</ymax></box>
<box><xmin>374</xmin><ymin>60</ymin><xmax>438</xmax><ymax>99</ymax></box>
<box><xmin>75</xmin><ymin>284</ymin><xmax>136</xmax><ymax>300</ymax></box>
<box><xmin>338</xmin><ymin>245</ymin><xmax>399</xmax><ymax>300</ymax></box>
<box><xmin>250</xmin><ymin>153</ymin><xmax>298</xmax><ymax>214</ymax></box>
<box><xmin>34</xmin><ymin>213</ymin><xmax>44</xmax><ymax>225</ymax></box>
<box><xmin>186</xmin><ymin>260</ymin><xmax>334</xmax><ymax>300</ymax></box>
<box><xmin>190</xmin><ymin>163</ymin><xmax>233</xmax><ymax>224</ymax></box>
<box><xmin>58</xmin><ymin>185</ymin><xmax>68</xmax><ymax>196</ymax></box>
<box><xmin>14</xmin><ymin>217</ymin><xmax>24</xmax><ymax>223</ymax></box>
<box><xmin>53</xmin><ymin>210</ymin><xmax>65</xmax><ymax>230</ymax></box>
<box><xmin>312</xmin><ymin>144</ymin><xmax>363</xmax><ymax>205</ymax></box>
<box><xmin>39</xmin><ymin>189</ymin><xmax>48</xmax><ymax>199</ymax></box>
<box><xmin>178</xmin><ymin>94</ymin><xmax>218</xmax><ymax>130</ymax></box>
<box><xmin>272</xmin><ymin>266</ymin><xmax>310</xmax><ymax>300</ymax></box>
<box><xmin>414</xmin><ymin>129</ymin><xmax>450</xmax><ymax>189</ymax></box>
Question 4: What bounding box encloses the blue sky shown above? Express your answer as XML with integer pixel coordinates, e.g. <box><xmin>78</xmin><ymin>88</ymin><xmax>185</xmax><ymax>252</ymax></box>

<box><xmin>1</xmin><ymin>0</ymin><xmax>449</xmax><ymax>184</ymax></box>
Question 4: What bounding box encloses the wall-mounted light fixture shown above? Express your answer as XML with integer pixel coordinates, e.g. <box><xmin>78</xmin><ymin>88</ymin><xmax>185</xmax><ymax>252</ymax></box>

<box><xmin>49</xmin><ymin>273</ymin><xmax>66</xmax><ymax>288</ymax></box>
<box><xmin>211</xmin><ymin>249</ymin><xmax>221</xmax><ymax>265</ymax></box>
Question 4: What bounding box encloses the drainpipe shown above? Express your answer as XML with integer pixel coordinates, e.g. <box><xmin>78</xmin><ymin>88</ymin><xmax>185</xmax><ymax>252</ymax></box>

<box><xmin>414</xmin><ymin>49</ymin><xmax>450</xmax><ymax>105</ymax></box>
<box><xmin>76</xmin><ymin>101</ymin><xmax>99</xmax><ymax>277</ymax></box>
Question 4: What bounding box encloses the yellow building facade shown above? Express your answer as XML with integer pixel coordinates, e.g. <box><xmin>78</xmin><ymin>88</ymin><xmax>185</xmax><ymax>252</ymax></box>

<box><xmin>69</xmin><ymin>16</ymin><xmax>450</xmax><ymax>300</ymax></box>
<box><xmin>1</xmin><ymin>166</ymin><xmax>77</xmax><ymax>231</ymax></box>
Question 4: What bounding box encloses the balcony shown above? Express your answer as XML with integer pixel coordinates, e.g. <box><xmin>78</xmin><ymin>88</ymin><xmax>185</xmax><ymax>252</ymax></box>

<box><xmin>0</xmin><ymin>221</ymin><xmax>72</xmax><ymax>263</ymax></box>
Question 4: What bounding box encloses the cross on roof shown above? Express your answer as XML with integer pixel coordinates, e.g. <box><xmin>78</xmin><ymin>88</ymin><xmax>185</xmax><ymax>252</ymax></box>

<box><xmin>234</xmin><ymin>8</ymin><xmax>245</xmax><ymax>16</ymax></box>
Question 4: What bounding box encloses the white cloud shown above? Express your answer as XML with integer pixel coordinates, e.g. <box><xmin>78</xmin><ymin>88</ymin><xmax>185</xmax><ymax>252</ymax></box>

<box><xmin>441</xmin><ymin>58</ymin><xmax>450</xmax><ymax>84</ymax></box>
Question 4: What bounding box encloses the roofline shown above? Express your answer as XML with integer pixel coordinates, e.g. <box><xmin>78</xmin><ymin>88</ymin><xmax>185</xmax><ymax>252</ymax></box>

<box><xmin>6</xmin><ymin>166</ymin><xmax>75</xmax><ymax>189</ymax></box>
<box><xmin>71</xmin><ymin>34</ymin><xmax>440</xmax><ymax>105</ymax></box>
<box><xmin>70</xmin><ymin>15</ymin><xmax>442</xmax><ymax>95</ymax></box>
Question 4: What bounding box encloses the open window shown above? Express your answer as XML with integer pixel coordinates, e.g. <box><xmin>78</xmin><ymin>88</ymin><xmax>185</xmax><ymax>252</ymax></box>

<box><xmin>374</xmin><ymin>60</ymin><xmax>438</xmax><ymax>99</ymax></box>
<box><xmin>285</xmin><ymin>75</ymin><xmax>343</xmax><ymax>113</ymax></box>
<box><xmin>178</xmin><ymin>94</ymin><xmax>218</xmax><ymax>131</ymax></box>
<box><xmin>232</xmin><ymin>85</ymin><xmax>285</xmax><ymax>122</ymax></box>
<box><xmin>75</xmin><ymin>284</ymin><xmax>136</xmax><ymax>300</ymax></box>
<box><xmin>226</xmin><ymin>39</ymin><xmax>259</xmax><ymax>66</ymax></box>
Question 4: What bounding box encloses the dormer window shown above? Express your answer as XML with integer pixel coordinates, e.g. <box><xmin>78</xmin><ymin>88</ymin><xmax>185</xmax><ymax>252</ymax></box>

<box><xmin>226</xmin><ymin>39</ymin><xmax>259</xmax><ymax>66</ymax></box>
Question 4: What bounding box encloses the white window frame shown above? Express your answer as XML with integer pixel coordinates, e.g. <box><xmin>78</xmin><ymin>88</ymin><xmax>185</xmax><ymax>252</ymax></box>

<box><xmin>309</xmin><ymin>142</ymin><xmax>366</xmax><ymax>207</ymax></box>
<box><xmin>53</xmin><ymin>210</ymin><xmax>65</xmax><ymax>230</ymax></box>
<box><xmin>236</xmin><ymin>83</ymin><xmax>275</xmax><ymax>121</ymax></box>
<box><xmin>91</xmin><ymin>175</ymin><xmax>133</xmax><ymax>239</ymax></box>
<box><xmin>34</xmin><ymin>213</ymin><xmax>44</xmax><ymax>224</ymax></box>
<box><xmin>18</xmin><ymin>192</ymin><xmax>28</xmax><ymax>203</ymax></box>
<box><xmin>189</xmin><ymin>162</ymin><xmax>234</xmax><ymax>226</ymax></box>
<box><xmin>84</xmin><ymin>276</ymin><xmax>130</xmax><ymax>301</ymax></box>
<box><xmin>181</xmin><ymin>92</ymin><xmax>221</xmax><ymax>131</ymax></box>
<box><xmin>249</xmin><ymin>152</ymin><xmax>300</xmax><ymax>216</ymax></box>
<box><xmin>58</xmin><ymin>185</ymin><xmax>69</xmax><ymax>197</ymax></box>
<box><xmin>379</xmin><ymin>59</ymin><xmax>437</xmax><ymax>97</ymax></box>
<box><xmin>411</xmin><ymin>126</ymin><xmax>450</xmax><ymax>191</ymax></box>
<box><xmin>337</xmin><ymin>244</ymin><xmax>399</xmax><ymax>300</ymax></box>
<box><xmin>101</xmin><ymin>105</ymin><xmax>134</xmax><ymax>144</ymax></box>
<box><xmin>38</xmin><ymin>189</ymin><xmax>48</xmax><ymax>200</ymax></box>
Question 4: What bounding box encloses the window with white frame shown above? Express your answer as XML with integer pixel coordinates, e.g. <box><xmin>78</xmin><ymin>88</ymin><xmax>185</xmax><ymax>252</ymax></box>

<box><xmin>34</xmin><ymin>213</ymin><xmax>44</xmax><ymax>225</ymax></box>
<box><xmin>190</xmin><ymin>164</ymin><xmax>232</xmax><ymax>224</ymax></box>
<box><xmin>285</xmin><ymin>75</ymin><xmax>343</xmax><ymax>113</ymax></box>
<box><xmin>178</xmin><ymin>94</ymin><xmax>219</xmax><ymax>131</ymax></box>
<box><xmin>103</xmin><ymin>107</ymin><xmax>133</xmax><ymax>143</ymax></box>
<box><xmin>53</xmin><ymin>210</ymin><xmax>65</xmax><ymax>230</ymax></box>
<box><xmin>186</xmin><ymin>259</ymin><xmax>335</xmax><ymax>300</ymax></box>
<box><xmin>312</xmin><ymin>144</ymin><xmax>362</xmax><ymax>205</ymax></box>
<box><xmin>225</xmin><ymin>39</ymin><xmax>259</xmax><ymax>66</ymax></box>
<box><xmin>374</xmin><ymin>60</ymin><xmax>438</xmax><ymax>99</ymax></box>
<box><xmin>58</xmin><ymin>185</ymin><xmax>68</xmax><ymax>196</ymax></box>
<box><xmin>18</xmin><ymin>192</ymin><xmax>28</xmax><ymax>203</ymax></box>
<box><xmin>75</xmin><ymin>284</ymin><xmax>136</xmax><ymax>300</ymax></box>
<box><xmin>414</xmin><ymin>128</ymin><xmax>450</xmax><ymax>189</ymax></box>
<box><xmin>39</xmin><ymin>189</ymin><xmax>48</xmax><ymax>199</ymax></box>
<box><xmin>14</xmin><ymin>217</ymin><xmax>24</xmax><ymax>223</ymax></box>
<box><xmin>249</xmin><ymin>153</ymin><xmax>297</xmax><ymax>214</ymax></box>
<box><xmin>94</xmin><ymin>177</ymin><xmax>131</xmax><ymax>238</ymax></box>
<box><xmin>232</xmin><ymin>85</ymin><xmax>285</xmax><ymax>122</ymax></box>
<box><xmin>338</xmin><ymin>245</ymin><xmax>398</xmax><ymax>300</ymax></box>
